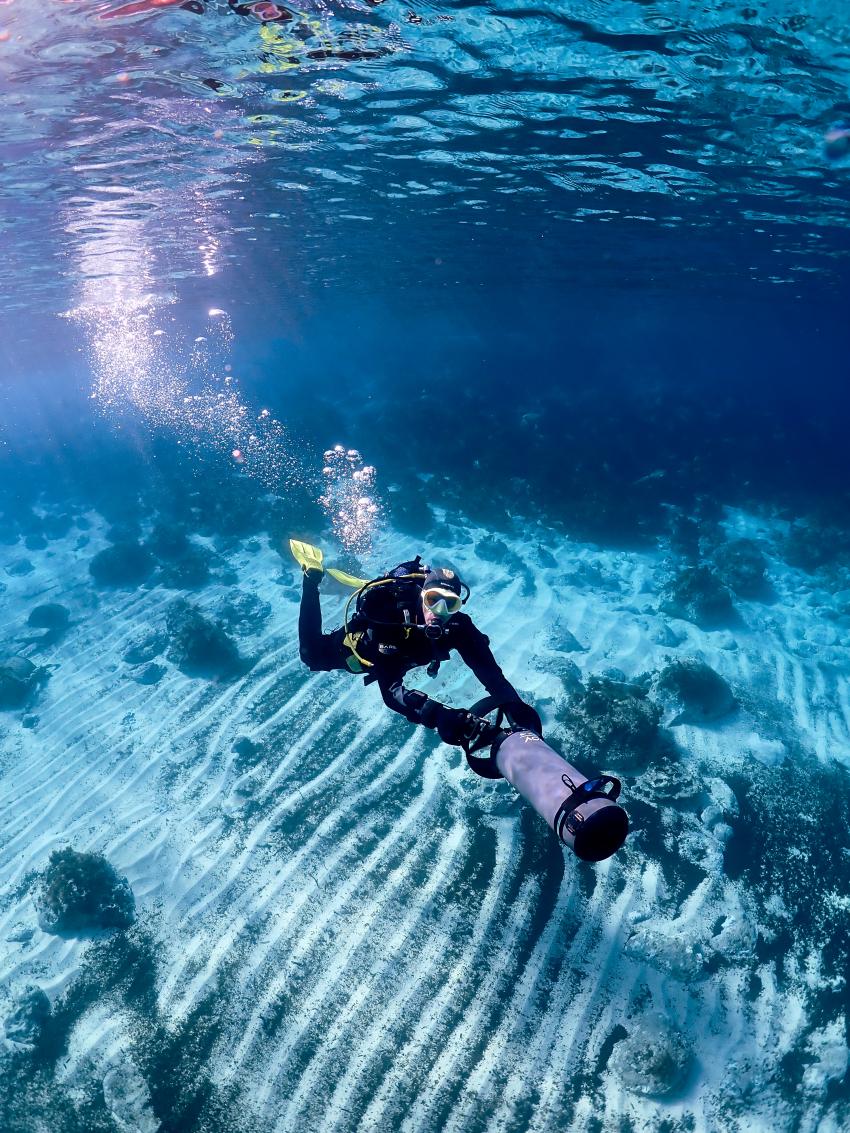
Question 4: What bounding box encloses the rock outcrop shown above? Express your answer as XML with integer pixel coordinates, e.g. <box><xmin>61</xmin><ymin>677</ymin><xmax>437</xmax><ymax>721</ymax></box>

<box><xmin>35</xmin><ymin>849</ymin><xmax>136</xmax><ymax>935</ymax></box>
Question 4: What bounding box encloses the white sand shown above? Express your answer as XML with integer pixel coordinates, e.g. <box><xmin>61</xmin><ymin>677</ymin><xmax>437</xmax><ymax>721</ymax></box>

<box><xmin>0</xmin><ymin>503</ymin><xmax>847</xmax><ymax>1131</ymax></box>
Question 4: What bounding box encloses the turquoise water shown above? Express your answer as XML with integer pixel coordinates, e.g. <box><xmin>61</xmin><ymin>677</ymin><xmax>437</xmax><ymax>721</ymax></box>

<box><xmin>1</xmin><ymin>2</ymin><xmax>850</xmax><ymax>1131</ymax></box>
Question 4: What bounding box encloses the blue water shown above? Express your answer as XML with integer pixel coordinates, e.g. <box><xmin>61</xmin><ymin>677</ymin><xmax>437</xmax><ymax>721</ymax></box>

<box><xmin>1</xmin><ymin>2</ymin><xmax>850</xmax><ymax>1131</ymax></box>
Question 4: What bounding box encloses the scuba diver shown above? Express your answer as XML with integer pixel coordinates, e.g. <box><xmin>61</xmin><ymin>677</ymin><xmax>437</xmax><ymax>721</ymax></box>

<box><xmin>291</xmin><ymin>539</ymin><xmax>629</xmax><ymax>862</ymax></box>
<box><xmin>290</xmin><ymin>540</ymin><xmax>542</xmax><ymax>747</ymax></box>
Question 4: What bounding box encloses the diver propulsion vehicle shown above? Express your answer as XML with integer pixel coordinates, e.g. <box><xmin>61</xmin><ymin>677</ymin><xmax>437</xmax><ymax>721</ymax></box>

<box><xmin>462</xmin><ymin>698</ymin><xmax>628</xmax><ymax>862</ymax></box>
<box><xmin>290</xmin><ymin>540</ymin><xmax>627</xmax><ymax>858</ymax></box>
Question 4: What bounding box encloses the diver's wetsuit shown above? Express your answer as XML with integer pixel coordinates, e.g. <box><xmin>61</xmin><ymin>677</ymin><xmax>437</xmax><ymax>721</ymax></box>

<box><xmin>298</xmin><ymin>571</ymin><xmax>523</xmax><ymax>729</ymax></box>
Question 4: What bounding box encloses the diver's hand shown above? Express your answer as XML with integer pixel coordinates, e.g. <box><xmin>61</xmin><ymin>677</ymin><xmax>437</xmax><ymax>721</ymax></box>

<box><xmin>504</xmin><ymin>700</ymin><xmax>542</xmax><ymax>735</ymax></box>
<box><xmin>436</xmin><ymin>707</ymin><xmax>502</xmax><ymax>750</ymax></box>
<box><xmin>436</xmin><ymin>706</ymin><xmax>475</xmax><ymax>746</ymax></box>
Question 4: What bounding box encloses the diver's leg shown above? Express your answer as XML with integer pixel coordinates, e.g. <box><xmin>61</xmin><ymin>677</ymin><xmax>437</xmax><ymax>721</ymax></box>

<box><xmin>298</xmin><ymin>574</ymin><xmax>348</xmax><ymax>671</ymax></box>
<box><xmin>299</xmin><ymin>573</ymin><xmax>328</xmax><ymax>669</ymax></box>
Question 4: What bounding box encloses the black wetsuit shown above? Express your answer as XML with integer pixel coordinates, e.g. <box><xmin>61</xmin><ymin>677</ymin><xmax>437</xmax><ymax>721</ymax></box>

<box><xmin>298</xmin><ymin>571</ymin><xmax>524</xmax><ymax>731</ymax></box>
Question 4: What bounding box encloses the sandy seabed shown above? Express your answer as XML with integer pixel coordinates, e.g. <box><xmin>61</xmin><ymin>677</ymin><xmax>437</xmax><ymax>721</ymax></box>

<box><xmin>0</xmin><ymin>502</ymin><xmax>848</xmax><ymax>1133</ymax></box>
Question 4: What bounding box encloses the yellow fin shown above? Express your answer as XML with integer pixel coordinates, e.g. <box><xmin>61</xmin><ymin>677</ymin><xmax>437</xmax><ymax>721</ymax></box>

<box><xmin>327</xmin><ymin>567</ymin><xmax>369</xmax><ymax>588</ymax></box>
<box><xmin>289</xmin><ymin>539</ymin><xmax>324</xmax><ymax>573</ymax></box>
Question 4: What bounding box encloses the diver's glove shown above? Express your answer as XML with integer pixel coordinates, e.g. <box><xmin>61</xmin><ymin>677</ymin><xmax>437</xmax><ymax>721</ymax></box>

<box><xmin>504</xmin><ymin>700</ymin><xmax>542</xmax><ymax>735</ymax></box>
<box><xmin>435</xmin><ymin>705</ymin><xmax>476</xmax><ymax>747</ymax></box>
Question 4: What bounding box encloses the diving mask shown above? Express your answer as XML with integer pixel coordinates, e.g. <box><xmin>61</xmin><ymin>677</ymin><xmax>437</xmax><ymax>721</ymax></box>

<box><xmin>422</xmin><ymin>587</ymin><xmax>462</xmax><ymax>618</ymax></box>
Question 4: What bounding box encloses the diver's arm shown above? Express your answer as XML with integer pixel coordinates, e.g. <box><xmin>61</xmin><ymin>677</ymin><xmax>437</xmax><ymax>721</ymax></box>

<box><xmin>455</xmin><ymin>621</ymin><xmax>543</xmax><ymax>733</ymax></box>
<box><xmin>376</xmin><ymin>672</ymin><xmax>474</xmax><ymax>745</ymax></box>
<box><xmin>454</xmin><ymin>621</ymin><xmax>520</xmax><ymax>704</ymax></box>
<box><xmin>376</xmin><ymin>668</ymin><xmax>443</xmax><ymax>727</ymax></box>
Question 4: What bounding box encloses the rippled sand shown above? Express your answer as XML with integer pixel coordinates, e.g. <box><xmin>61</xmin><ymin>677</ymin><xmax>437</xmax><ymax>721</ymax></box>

<box><xmin>1</xmin><ymin>501</ymin><xmax>847</xmax><ymax>1131</ymax></box>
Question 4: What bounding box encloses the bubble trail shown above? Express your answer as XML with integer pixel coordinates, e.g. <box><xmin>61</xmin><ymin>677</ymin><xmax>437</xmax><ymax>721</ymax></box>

<box><xmin>318</xmin><ymin>444</ymin><xmax>381</xmax><ymax>554</ymax></box>
<box><xmin>73</xmin><ymin>292</ymin><xmax>382</xmax><ymax>549</ymax></box>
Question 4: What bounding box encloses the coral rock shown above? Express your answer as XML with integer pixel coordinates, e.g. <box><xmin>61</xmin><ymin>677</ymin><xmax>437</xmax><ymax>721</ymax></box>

<box><xmin>90</xmin><ymin>542</ymin><xmax>155</xmax><ymax>587</ymax></box>
<box><xmin>659</xmin><ymin>565</ymin><xmax>735</xmax><ymax>628</ymax></box>
<box><xmin>561</xmin><ymin>677</ymin><xmax>661</xmax><ymax>769</ymax></box>
<box><xmin>5</xmin><ymin>558</ymin><xmax>35</xmax><ymax>577</ymax></box>
<box><xmin>3</xmin><ymin>986</ymin><xmax>51</xmax><ymax>1049</ymax></box>
<box><xmin>122</xmin><ymin>631</ymin><xmax>167</xmax><ymax>666</ymax></box>
<box><xmin>134</xmin><ymin>663</ymin><xmax>166</xmax><ymax>686</ymax></box>
<box><xmin>0</xmin><ymin>657</ymin><xmax>48</xmax><ymax>711</ymax></box>
<box><xmin>27</xmin><ymin>603</ymin><xmax>70</xmax><ymax>631</ymax></box>
<box><xmin>165</xmin><ymin>599</ymin><xmax>242</xmax><ymax>678</ymax></box>
<box><xmin>35</xmin><ymin>848</ymin><xmax>136</xmax><ymax>935</ymax></box>
<box><xmin>712</xmin><ymin>538</ymin><xmax>768</xmax><ymax>599</ymax></box>
<box><xmin>609</xmin><ymin>1012</ymin><xmax>692</xmax><ymax>1097</ymax></box>
<box><xmin>215</xmin><ymin>591</ymin><xmax>273</xmax><ymax>634</ymax></box>
<box><xmin>651</xmin><ymin>659</ymin><xmax>736</xmax><ymax>726</ymax></box>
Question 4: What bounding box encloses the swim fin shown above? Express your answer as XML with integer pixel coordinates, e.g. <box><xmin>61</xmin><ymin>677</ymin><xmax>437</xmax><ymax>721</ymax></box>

<box><xmin>289</xmin><ymin>539</ymin><xmax>324</xmax><ymax>575</ymax></box>
<box><xmin>326</xmin><ymin>567</ymin><xmax>369</xmax><ymax>589</ymax></box>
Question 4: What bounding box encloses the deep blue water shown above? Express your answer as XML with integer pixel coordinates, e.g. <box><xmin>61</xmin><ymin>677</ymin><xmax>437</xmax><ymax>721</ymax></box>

<box><xmin>4</xmin><ymin>0</ymin><xmax>850</xmax><ymax>544</ymax></box>
<box><xmin>5</xmin><ymin>286</ymin><xmax>850</xmax><ymax>549</ymax></box>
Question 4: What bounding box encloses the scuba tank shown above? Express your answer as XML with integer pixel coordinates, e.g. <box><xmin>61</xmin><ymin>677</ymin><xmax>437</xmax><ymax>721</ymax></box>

<box><xmin>342</xmin><ymin>561</ymin><xmax>428</xmax><ymax>671</ymax></box>
<box><xmin>462</xmin><ymin>699</ymin><xmax>628</xmax><ymax>863</ymax></box>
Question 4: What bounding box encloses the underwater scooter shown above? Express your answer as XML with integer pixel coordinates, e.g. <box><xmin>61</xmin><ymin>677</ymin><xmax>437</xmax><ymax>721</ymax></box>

<box><xmin>460</xmin><ymin>698</ymin><xmax>629</xmax><ymax>863</ymax></box>
<box><xmin>296</xmin><ymin>547</ymin><xmax>628</xmax><ymax>858</ymax></box>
